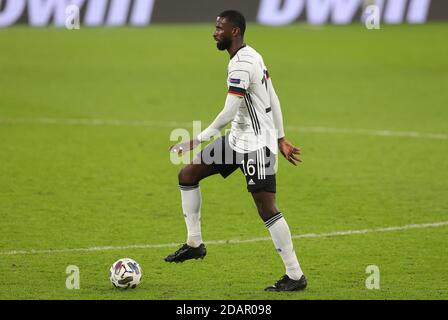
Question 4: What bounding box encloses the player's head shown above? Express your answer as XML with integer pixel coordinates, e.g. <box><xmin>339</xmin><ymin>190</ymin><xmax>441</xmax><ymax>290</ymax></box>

<box><xmin>214</xmin><ymin>10</ymin><xmax>246</xmax><ymax>51</ymax></box>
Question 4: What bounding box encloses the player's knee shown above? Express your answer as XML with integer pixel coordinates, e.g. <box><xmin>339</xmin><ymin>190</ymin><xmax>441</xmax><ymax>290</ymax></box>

<box><xmin>178</xmin><ymin>167</ymin><xmax>190</xmax><ymax>185</ymax></box>
<box><xmin>178</xmin><ymin>166</ymin><xmax>197</xmax><ymax>186</ymax></box>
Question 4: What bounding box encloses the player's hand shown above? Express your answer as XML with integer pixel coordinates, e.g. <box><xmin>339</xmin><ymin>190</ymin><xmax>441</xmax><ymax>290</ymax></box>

<box><xmin>169</xmin><ymin>139</ymin><xmax>200</xmax><ymax>155</ymax></box>
<box><xmin>278</xmin><ymin>137</ymin><xmax>302</xmax><ymax>166</ymax></box>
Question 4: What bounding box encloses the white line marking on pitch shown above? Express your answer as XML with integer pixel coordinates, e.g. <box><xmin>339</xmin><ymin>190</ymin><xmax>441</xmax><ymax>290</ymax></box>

<box><xmin>1</xmin><ymin>221</ymin><xmax>447</xmax><ymax>256</ymax></box>
<box><xmin>1</xmin><ymin>117</ymin><xmax>447</xmax><ymax>140</ymax></box>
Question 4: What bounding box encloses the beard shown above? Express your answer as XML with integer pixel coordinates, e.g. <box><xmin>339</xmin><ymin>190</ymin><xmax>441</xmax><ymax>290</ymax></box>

<box><xmin>216</xmin><ymin>37</ymin><xmax>232</xmax><ymax>51</ymax></box>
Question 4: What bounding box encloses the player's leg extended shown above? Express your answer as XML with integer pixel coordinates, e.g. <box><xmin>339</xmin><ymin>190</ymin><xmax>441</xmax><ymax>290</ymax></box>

<box><xmin>178</xmin><ymin>162</ymin><xmax>219</xmax><ymax>247</ymax></box>
<box><xmin>251</xmin><ymin>191</ymin><xmax>307</xmax><ymax>291</ymax></box>
<box><xmin>164</xmin><ymin>162</ymin><xmax>219</xmax><ymax>263</ymax></box>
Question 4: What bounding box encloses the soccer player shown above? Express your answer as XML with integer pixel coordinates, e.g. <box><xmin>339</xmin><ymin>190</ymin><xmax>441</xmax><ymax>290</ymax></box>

<box><xmin>165</xmin><ymin>10</ymin><xmax>307</xmax><ymax>292</ymax></box>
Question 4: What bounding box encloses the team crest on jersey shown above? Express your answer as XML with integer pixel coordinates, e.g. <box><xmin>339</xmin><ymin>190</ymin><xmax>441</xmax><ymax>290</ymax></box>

<box><xmin>229</xmin><ymin>78</ymin><xmax>241</xmax><ymax>84</ymax></box>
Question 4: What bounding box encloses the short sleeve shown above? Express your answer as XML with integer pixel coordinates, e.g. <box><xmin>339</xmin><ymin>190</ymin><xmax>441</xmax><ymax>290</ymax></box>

<box><xmin>227</xmin><ymin>64</ymin><xmax>251</xmax><ymax>97</ymax></box>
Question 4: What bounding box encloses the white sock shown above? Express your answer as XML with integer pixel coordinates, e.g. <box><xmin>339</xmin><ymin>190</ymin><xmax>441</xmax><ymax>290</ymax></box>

<box><xmin>265</xmin><ymin>213</ymin><xmax>304</xmax><ymax>280</ymax></box>
<box><xmin>179</xmin><ymin>184</ymin><xmax>203</xmax><ymax>248</ymax></box>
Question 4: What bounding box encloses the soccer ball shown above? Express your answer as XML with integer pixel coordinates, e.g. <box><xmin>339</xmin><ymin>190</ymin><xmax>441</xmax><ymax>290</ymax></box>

<box><xmin>109</xmin><ymin>258</ymin><xmax>142</xmax><ymax>289</ymax></box>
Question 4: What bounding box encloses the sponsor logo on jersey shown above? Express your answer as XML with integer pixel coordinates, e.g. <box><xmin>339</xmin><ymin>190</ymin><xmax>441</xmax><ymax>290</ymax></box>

<box><xmin>229</xmin><ymin>78</ymin><xmax>241</xmax><ymax>84</ymax></box>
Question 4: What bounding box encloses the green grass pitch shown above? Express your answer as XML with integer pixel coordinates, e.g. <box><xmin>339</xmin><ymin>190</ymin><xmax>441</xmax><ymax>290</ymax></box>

<box><xmin>0</xmin><ymin>23</ymin><xmax>447</xmax><ymax>300</ymax></box>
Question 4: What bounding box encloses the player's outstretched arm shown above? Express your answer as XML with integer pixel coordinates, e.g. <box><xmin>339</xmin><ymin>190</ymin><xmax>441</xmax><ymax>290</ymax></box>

<box><xmin>169</xmin><ymin>94</ymin><xmax>243</xmax><ymax>155</ymax></box>
<box><xmin>169</xmin><ymin>139</ymin><xmax>200</xmax><ymax>155</ymax></box>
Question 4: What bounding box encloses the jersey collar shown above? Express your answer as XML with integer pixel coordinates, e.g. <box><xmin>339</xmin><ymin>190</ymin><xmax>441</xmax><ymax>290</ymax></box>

<box><xmin>230</xmin><ymin>44</ymin><xmax>247</xmax><ymax>60</ymax></box>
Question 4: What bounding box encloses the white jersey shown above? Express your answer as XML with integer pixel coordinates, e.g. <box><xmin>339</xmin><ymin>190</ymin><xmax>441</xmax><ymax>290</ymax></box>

<box><xmin>226</xmin><ymin>45</ymin><xmax>278</xmax><ymax>154</ymax></box>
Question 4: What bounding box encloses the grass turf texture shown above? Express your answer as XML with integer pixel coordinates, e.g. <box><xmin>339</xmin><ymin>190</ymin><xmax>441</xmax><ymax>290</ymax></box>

<box><xmin>0</xmin><ymin>23</ymin><xmax>447</xmax><ymax>300</ymax></box>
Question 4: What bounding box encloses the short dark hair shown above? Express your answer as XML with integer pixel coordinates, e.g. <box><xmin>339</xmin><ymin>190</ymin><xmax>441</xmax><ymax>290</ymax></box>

<box><xmin>219</xmin><ymin>10</ymin><xmax>246</xmax><ymax>36</ymax></box>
